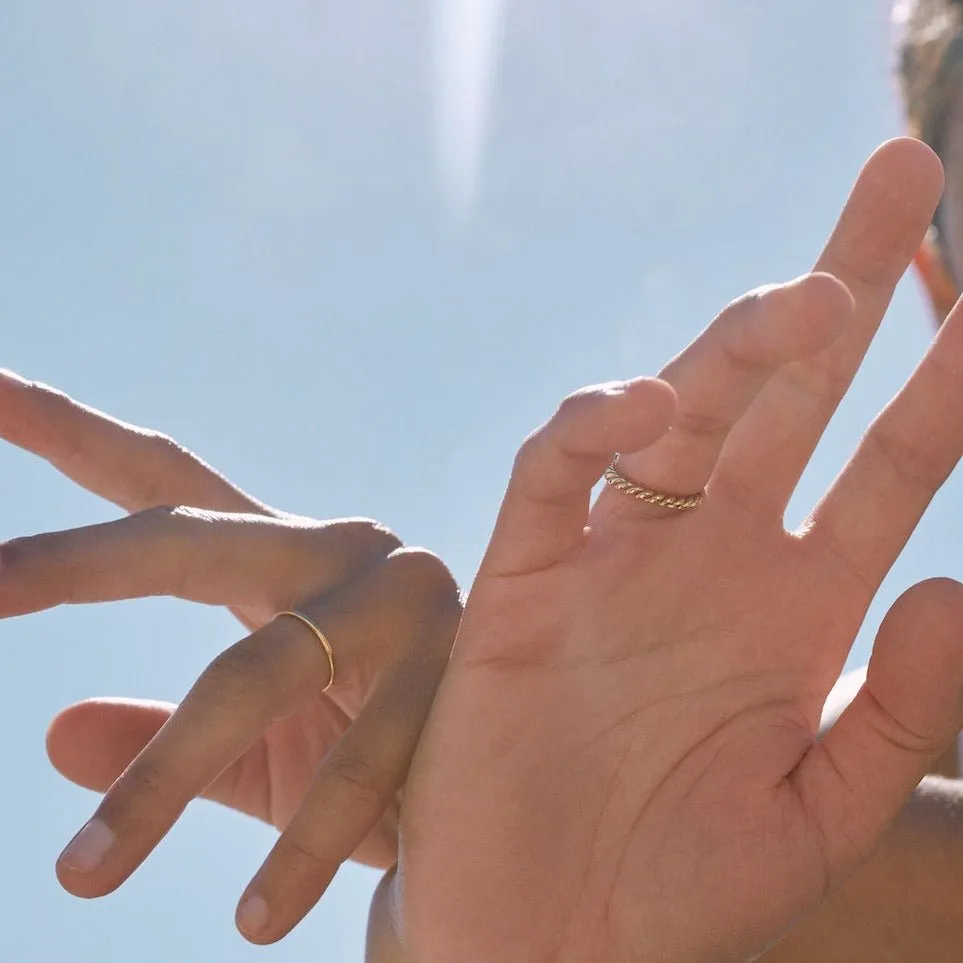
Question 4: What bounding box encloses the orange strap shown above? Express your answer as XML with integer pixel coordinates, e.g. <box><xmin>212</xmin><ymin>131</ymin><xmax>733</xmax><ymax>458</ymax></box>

<box><xmin>914</xmin><ymin>235</ymin><xmax>959</xmax><ymax>325</ymax></box>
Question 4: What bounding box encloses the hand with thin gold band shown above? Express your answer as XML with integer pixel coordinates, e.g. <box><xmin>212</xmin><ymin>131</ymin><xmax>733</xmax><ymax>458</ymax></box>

<box><xmin>0</xmin><ymin>370</ymin><xmax>460</xmax><ymax>910</ymax></box>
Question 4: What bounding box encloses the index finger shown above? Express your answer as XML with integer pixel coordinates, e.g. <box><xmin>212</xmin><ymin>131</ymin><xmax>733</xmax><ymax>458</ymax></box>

<box><xmin>0</xmin><ymin>369</ymin><xmax>275</xmax><ymax>516</ymax></box>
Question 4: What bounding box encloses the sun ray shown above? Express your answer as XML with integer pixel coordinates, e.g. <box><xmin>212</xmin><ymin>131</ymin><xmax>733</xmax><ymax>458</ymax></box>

<box><xmin>432</xmin><ymin>0</ymin><xmax>508</xmax><ymax>220</ymax></box>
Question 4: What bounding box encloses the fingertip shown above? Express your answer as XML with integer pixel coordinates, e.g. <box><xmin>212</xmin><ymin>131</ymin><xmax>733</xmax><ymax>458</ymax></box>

<box><xmin>55</xmin><ymin>817</ymin><xmax>123</xmax><ymax>900</ymax></box>
<box><xmin>44</xmin><ymin>703</ymin><xmax>80</xmax><ymax>773</ymax></box>
<box><xmin>55</xmin><ymin>865</ymin><xmax>123</xmax><ymax>901</ymax></box>
<box><xmin>871</xmin><ymin>137</ymin><xmax>944</xmax><ymax>191</ymax></box>
<box><xmin>236</xmin><ymin>877</ymin><xmax>315</xmax><ymax>946</ymax></box>
<box><xmin>236</xmin><ymin>893</ymin><xmax>277</xmax><ymax>945</ymax></box>
<box><xmin>879</xmin><ymin>576</ymin><xmax>963</xmax><ymax>638</ymax></box>
<box><xmin>869</xmin><ymin>577</ymin><xmax>963</xmax><ymax>738</ymax></box>
<box><xmin>45</xmin><ymin>698</ymin><xmax>174</xmax><ymax>789</ymax></box>
<box><xmin>44</xmin><ymin>699</ymin><xmax>113</xmax><ymax>774</ymax></box>
<box><xmin>876</xmin><ymin>577</ymin><xmax>963</xmax><ymax>664</ymax></box>
<box><xmin>858</xmin><ymin>138</ymin><xmax>945</xmax><ymax>231</ymax></box>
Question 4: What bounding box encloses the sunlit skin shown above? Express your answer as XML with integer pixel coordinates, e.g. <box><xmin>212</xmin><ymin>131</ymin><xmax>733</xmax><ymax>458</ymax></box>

<box><xmin>0</xmin><ymin>137</ymin><xmax>955</xmax><ymax>963</ymax></box>
<box><xmin>0</xmin><ymin>369</ymin><xmax>461</xmax><ymax>901</ymax></box>
<box><xmin>366</xmin><ymin>140</ymin><xmax>963</xmax><ymax>963</ymax></box>
<box><xmin>4</xmin><ymin>139</ymin><xmax>961</xmax><ymax>963</ymax></box>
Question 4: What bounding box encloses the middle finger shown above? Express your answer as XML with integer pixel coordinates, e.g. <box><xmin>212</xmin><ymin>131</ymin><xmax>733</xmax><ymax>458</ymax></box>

<box><xmin>716</xmin><ymin>139</ymin><xmax>943</xmax><ymax>513</ymax></box>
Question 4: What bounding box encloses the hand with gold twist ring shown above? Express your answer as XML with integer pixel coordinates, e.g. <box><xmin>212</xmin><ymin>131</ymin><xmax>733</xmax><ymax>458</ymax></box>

<box><xmin>384</xmin><ymin>139</ymin><xmax>963</xmax><ymax>963</ymax></box>
<box><xmin>0</xmin><ymin>369</ymin><xmax>460</xmax><ymax>922</ymax></box>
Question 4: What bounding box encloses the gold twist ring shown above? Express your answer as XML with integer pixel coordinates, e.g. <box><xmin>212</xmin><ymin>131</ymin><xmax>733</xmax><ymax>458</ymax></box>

<box><xmin>276</xmin><ymin>610</ymin><xmax>336</xmax><ymax>692</ymax></box>
<box><xmin>603</xmin><ymin>460</ymin><xmax>705</xmax><ymax>512</ymax></box>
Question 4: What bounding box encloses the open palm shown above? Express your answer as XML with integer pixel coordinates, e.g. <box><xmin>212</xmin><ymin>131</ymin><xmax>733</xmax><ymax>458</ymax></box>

<box><xmin>393</xmin><ymin>140</ymin><xmax>963</xmax><ymax>963</ymax></box>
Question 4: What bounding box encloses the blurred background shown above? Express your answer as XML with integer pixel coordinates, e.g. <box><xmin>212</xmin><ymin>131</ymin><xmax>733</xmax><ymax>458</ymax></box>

<box><xmin>1</xmin><ymin>1</ymin><xmax>955</xmax><ymax>960</ymax></box>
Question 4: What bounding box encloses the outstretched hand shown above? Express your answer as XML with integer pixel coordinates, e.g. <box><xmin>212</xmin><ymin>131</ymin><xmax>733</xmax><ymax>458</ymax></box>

<box><xmin>0</xmin><ymin>371</ymin><xmax>460</xmax><ymax>911</ymax></box>
<box><xmin>365</xmin><ymin>139</ymin><xmax>963</xmax><ymax>963</ymax></box>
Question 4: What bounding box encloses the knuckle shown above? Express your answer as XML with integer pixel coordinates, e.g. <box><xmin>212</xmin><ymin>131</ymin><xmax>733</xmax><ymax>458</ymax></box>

<box><xmin>512</xmin><ymin>428</ymin><xmax>544</xmax><ymax>475</ymax></box>
<box><xmin>147</xmin><ymin>431</ymin><xmax>188</xmax><ymax>460</ymax></box>
<box><xmin>324</xmin><ymin>752</ymin><xmax>387</xmax><ymax>806</ymax></box>
<box><xmin>335</xmin><ymin>517</ymin><xmax>404</xmax><ymax>559</ymax></box>
<box><xmin>389</xmin><ymin>548</ymin><xmax>461</xmax><ymax>608</ymax></box>
<box><xmin>512</xmin><ymin>423</ymin><xmax>570</xmax><ymax>493</ymax></box>
<box><xmin>202</xmin><ymin>639</ymin><xmax>287</xmax><ymax>701</ymax></box>
<box><xmin>139</xmin><ymin>502</ymin><xmax>179</xmax><ymax>519</ymax></box>
<box><xmin>554</xmin><ymin>385</ymin><xmax>602</xmax><ymax>425</ymax></box>
<box><xmin>866</xmin><ymin>424</ymin><xmax>949</xmax><ymax>496</ymax></box>
<box><xmin>131</xmin><ymin>505</ymin><xmax>211</xmax><ymax>596</ymax></box>
<box><xmin>561</xmin><ymin>383</ymin><xmax>607</xmax><ymax>409</ymax></box>
<box><xmin>715</xmin><ymin>287</ymin><xmax>767</xmax><ymax>333</ymax></box>
<box><xmin>731</xmin><ymin>286</ymin><xmax>770</xmax><ymax>309</ymax></box>
<box><xmin>808</xmin><ymin>521</ymin><xmax>876</xmax><ymax>597</ymax></box>
<box><xmin>718</xmin><ymin>323</ymin><xmax>772</xmax><ymax>375</ymax></box>
<box><xmin>862</xmin><ymin>689</ymin><xmax>938</xmax><ymax>754</ymax></box>
<box><xmin>131</xmin><ymin>503</ymin><xmax>197</xmax><ymax>531</ymax></box>
<box><xmin>113</xmin><ymin>756</ymin><xmax>177</xmax><ymax>810</ymax></box>
<box><xmin>672</xmin><ymin>406</ymin><xmax>731</xmax><ymax>442</ymax></box>
<box><xmin>277</xmin><ymin>829</ymin><xmax>334</xmax><ymax>869</ymax></box>
<box><xmin>357</xmin><ymin>518</ymin><xmax>404</xmax><ymax>555</ymax></box>
<box><xmin>833</xmin><ymin>243</ymin><xmax>911</xmax><ymax>291</ymax></box>
<box><xmin>167</xmin><ymin>504</ymin><xmax>218</xmax><ymax>524</ymax></box>
<box><xmin>136</xmin><ymin>433</ymin><xmax>195</xmax><ymax>506</ymax></box>
<box><xmin>516</xmin><ymin>384</ymin><xmax>612</xmax><ymax>478</ymax></box>
<box><xmin>782</xmin><ymin>359</ymin><xmax>852</xmax><ymax>411</ymax></box>
<box><xmin>555</xmin><ymin>389</ymin><xmax>587</xmax><ymax>419</ymax></box>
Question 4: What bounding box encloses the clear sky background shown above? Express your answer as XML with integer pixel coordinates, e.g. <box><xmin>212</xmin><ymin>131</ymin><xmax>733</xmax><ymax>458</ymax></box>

<box><xmin>2</xmin><ymin>2</ymin><xmax>960</xmax><ymax>961</ymax></box>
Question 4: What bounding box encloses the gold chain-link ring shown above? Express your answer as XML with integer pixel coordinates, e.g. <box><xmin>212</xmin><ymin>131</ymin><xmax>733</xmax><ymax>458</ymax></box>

<box><xmin>276</xmin><ymin>610</ymin><xmax>336</xmax><ymax>692</ymax></box>
<box><xmin>603</xmin><ymin>460</ymin><xmax>705</xmax><ymax>512</ymax></box>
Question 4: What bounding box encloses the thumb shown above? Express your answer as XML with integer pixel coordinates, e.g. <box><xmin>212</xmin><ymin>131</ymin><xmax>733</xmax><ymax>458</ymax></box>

<box><xmin>47</xmin><ymin>698</ymin><xmax>174</xmax><ymax>792</ymax></box>
<box><xmin>481</xmin><ymin>378</ymin><xmax>676</xmax><ymax>576</ymax></box>
<box><xmin>47</xmin><ymin>698</ymin><xmax>268</xmax><ymax>820</ymax></box>
<box><xmin>792</xmin><ymin>578</ymin><xmax>963</xmax><ymax>883</ymax></box>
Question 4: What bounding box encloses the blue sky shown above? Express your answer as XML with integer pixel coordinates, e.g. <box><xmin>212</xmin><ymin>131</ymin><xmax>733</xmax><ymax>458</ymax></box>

<box><xmin>2</xmin><ymin>2</ymin><xmax>959</xmax><ymax>961</ymax></box>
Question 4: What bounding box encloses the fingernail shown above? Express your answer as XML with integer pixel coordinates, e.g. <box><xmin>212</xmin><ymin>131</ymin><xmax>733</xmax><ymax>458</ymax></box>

<box><xmin>58</xmin><ymin>819</ymin><xmax>114</xmax><ymax>872</ymax></box>
<box><xmin>237</xmin><ymin>894</ymin><xmax>270</xmax><ymax>937</ymax></box>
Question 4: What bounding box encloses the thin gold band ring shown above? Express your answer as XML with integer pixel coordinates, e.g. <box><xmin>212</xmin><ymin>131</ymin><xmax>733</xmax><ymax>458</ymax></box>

<box><xmin>276</xmin><ymin>610</ymin><xmax>336</xmax><ymax>692</ymax></box>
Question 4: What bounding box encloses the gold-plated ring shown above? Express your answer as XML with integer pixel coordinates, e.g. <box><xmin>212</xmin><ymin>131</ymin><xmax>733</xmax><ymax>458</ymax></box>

<box><xmin>276</xmin><ymin>610</ymin><xmax>336</xmax><ymax>692</ymax></box>
<box><xmin>603</xmin><ymin>459</ymin><xmax>705</xmax><ymax>512</ymax></box>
